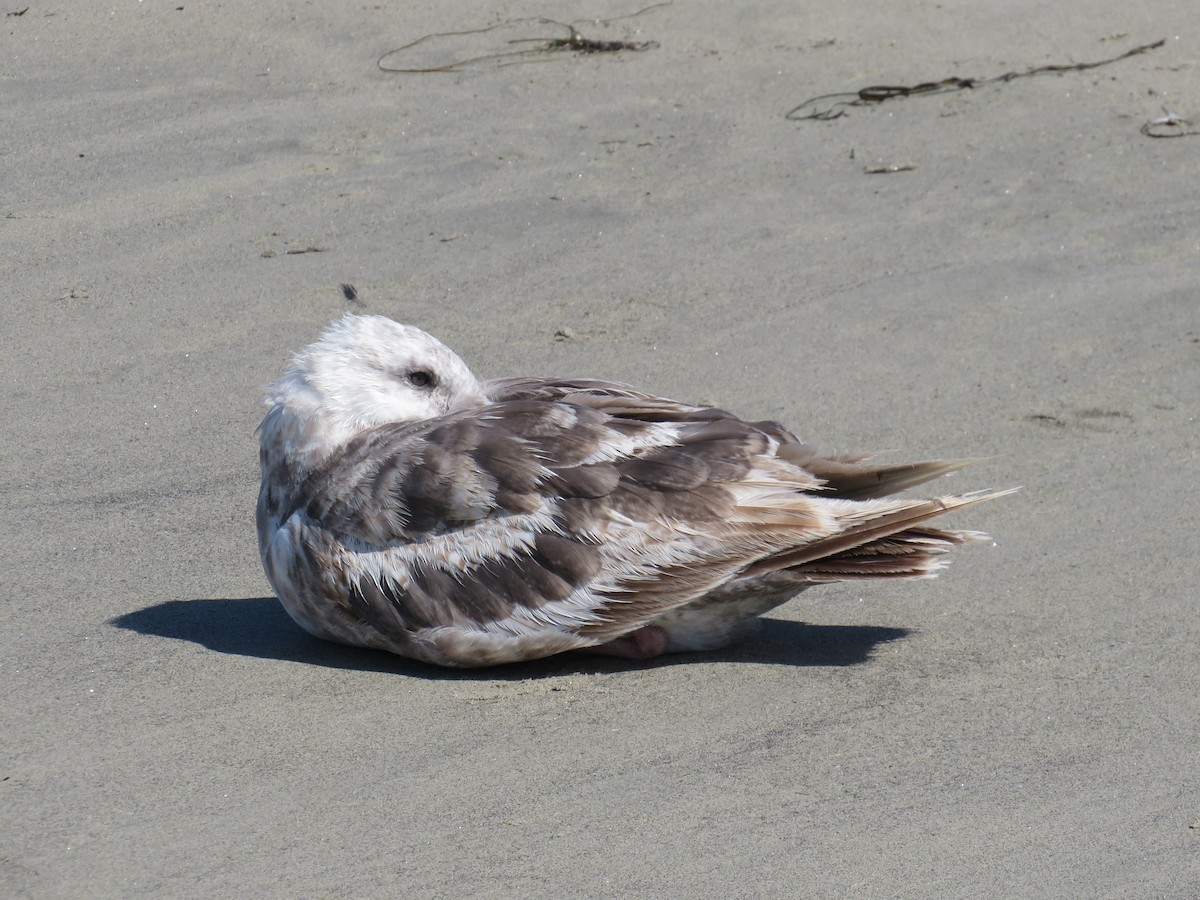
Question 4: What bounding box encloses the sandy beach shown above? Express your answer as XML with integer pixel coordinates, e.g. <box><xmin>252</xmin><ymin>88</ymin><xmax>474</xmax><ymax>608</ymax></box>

<box><xmin>3</xmin><ymin>1</ymin><xmax>1198</xmax><ymax>896</ymax></box>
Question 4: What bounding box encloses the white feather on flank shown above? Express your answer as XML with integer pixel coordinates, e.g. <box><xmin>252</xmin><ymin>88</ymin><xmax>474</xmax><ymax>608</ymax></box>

<box><xmin>334</xmin><ymin>507</ymin><xmax>563</xmax><ymax>590</ymax></box>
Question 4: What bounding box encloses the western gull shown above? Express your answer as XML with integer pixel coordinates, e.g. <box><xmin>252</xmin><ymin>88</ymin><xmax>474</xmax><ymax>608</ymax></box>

<box><xmin>257</xmin><ymin>314</ymin><xmax>1011</xmax><ymax>667</ymax></box>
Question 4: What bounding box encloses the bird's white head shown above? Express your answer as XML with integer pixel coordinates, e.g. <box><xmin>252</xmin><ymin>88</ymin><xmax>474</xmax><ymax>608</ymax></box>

<box><xmin>261</xmin><ymin>315</ymin><xmax>486</xmax><ymax>474</ymax></box>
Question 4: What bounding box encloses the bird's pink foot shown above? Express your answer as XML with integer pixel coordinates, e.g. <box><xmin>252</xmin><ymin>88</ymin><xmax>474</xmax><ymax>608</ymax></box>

<box><xmin>583</xmin><ymin>625</ymin><xmax>670</xmax><ymax>660</ymax></box>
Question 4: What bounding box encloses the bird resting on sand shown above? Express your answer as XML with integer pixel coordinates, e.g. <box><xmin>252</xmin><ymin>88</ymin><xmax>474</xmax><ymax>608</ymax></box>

<box><xmin>257</xmin><ymin>315</ymin><xmax>1011</xmax><ymax>668</ymax></box>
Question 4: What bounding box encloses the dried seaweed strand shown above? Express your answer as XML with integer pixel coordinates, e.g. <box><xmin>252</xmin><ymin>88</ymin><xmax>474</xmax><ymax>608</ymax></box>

<box><xmin>786</xmin><ymin>39</ymin><xmax>1166</xmax><ymax>121</ymax></box>
<box><xmin>378</xmin><ymin>2</ymin><xmax>669</xmax><ymax>74</ymax></box>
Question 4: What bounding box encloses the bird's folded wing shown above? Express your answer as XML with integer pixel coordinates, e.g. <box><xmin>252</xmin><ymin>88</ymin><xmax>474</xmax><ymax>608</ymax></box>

<box><xmin>285</xmin><ymin>393</ymin><xmax>832</xmax><ymax>639</ymax></box>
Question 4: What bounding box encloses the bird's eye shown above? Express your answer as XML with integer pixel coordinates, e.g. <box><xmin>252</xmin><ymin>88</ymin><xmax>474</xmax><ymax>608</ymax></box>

<box><xmin>406</xmin><ymin>370</ymin><xmax>435</xmax><ymax>389</ymax></box>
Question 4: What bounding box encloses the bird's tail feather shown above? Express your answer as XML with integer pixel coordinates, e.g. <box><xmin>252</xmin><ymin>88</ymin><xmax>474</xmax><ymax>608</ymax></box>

<box><xmin>743</xmin><ymin>488</ymin><xmax>1016</xmax><ymax>579</ymax></box>
<box><xmin>766</xmin><ymin>526</ymin><xmax>988</xmax><ymax>583</ymax></box>
<box><xmin>783</xmin><ymin>451</ymin><xmax>988</xmax><ymax>500</ymax></box>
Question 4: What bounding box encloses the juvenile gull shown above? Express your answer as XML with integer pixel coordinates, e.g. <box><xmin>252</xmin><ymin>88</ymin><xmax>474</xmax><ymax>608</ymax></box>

<box><xmin>257</xmin><ymin>315</ymin><xmax>1011</xmax><ymax>667</ymax></box>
